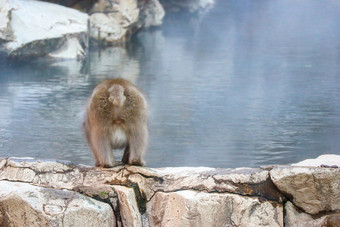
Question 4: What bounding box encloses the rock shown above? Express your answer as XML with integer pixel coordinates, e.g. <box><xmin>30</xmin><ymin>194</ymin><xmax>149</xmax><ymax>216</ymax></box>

<box><xmin>285</xmin><ymin>201</ymin><xmax>340</xmax><ymax>227</ymax></box>
<box><xmin>147</xmin><ymin>190</ymin><xmax>283</xmax><ymax>227</ymax></box>
<box><xmin>140</xmin><ymin>0</ymin><xmax>165</xmax><ymax>28</ymax></box>
<box><xmin>292</xmin><ymin>154</ymin><xmax>340</xmax><ymax>167</ymax></box>
<box><xmin>0</xmin><ymin>158</ymin><xmax>283</xmax><ymax>202</ymax></box>
<box><xmin>125</xmin><ymin>166</ymin><xmax>284</xmax><ymax>201</ymax></box>
<box><xmin>0</xmin><ymin>0</ymin><xmax>14</xmax><ymax>42</ymax></box>
<box><xmin>0</xmin><ymin>157</ymin><xmax>85</xmax><ymax>189</ymax></box>
<box><xmin>89</xmin><ymin>0</ymin><xmax>164</xmax><ymax>45</ymax></box>
<box><xmin>0</xmin><ymin>181</ymin><xmax>115</xmax><ymax>227</ymax></box>
<box><xmin>3</xmin><ymin>156</ymin><xmax>340</xmax><ymax>226</ymax></box>
<box><xmin>270</xmin><ymin>166</ymin><xmax>340</xmax><ymax>215</ymax></box>
<box><xmin>160</xmin><ymin>0</ymin><xmax>214</xmax><ymax>13</ymax></box>
<box><xmin>284</xmin><ymin>201</ymin><xmax>326</xmax><ymax>227</ymax></box>
<box><xmin>89</xmin><ymin>0</ymin><xmax>140</xmax><ymax>45</ymax></box>
<box><xmin>324</xmin><ymin>214</ymin><xmax>340</xmax><ymax>227</ymax></box>
<box><xmin>0</xmin><ymin>0</ymin><xmax>88</xmax><ymax>60</ymax></box>
<box><xmin>113</xmin><ymin>185</ymin><xmax>142</xmax><ymax>227</ymax></box>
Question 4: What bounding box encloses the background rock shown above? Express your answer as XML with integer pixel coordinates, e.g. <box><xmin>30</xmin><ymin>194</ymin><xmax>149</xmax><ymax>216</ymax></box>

<box><xmin>159</xmin><ymin>0</ymin><xmax>214</xmax><ymax>13</ymax></box>
<box><xmin>0</xmin><ymin>0</ymin><xmax>88</xmax><ymax>60</ymax></box>
<box><xmin>140</xmin><ymin>0</ymin><xmax>165</xmax><ymax>28</ymax></box>
<box><xmin>90</xmin><ymin>0</ymin><xmax>140</xmax><ymax>45</ymax></box>
<box><xmin>0</xmin><ymin>0</ymin><xmax>14</xmax><ymax>42</ymax></box>
<box><xmin>89</xmin><ymin>0</ymin><xmax>165</xmax><ymax>45</ymax></box>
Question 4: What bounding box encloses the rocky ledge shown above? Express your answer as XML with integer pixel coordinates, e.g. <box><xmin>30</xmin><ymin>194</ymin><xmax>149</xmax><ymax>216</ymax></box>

<box><xmin>0</xmin><ymin>155</ymin><xmax>339</xmax><ymax>226</ymax></box>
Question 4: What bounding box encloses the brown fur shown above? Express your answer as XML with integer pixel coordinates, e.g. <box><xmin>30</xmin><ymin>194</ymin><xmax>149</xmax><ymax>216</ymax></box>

<box><xmin>83</xmin><ymin>78</ymin><xmax>148</xmax><ymax>167</ymax></box>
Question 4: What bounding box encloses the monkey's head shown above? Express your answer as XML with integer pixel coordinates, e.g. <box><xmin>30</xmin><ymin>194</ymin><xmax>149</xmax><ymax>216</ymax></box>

<box><xmin>108</xmin><ymin>84</ymin><xmax>126</xmax><ymax>108</ymax></box>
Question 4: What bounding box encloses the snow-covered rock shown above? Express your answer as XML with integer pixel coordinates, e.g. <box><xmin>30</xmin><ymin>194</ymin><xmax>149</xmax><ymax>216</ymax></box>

<box><xmin>292</xmin><ymin>154</ymin><xmax>340</xmax><ymax>167</ymax></box>
<box><xmin>0</xmin><ymin>0</ymin><xmax>88</xmax><ymax>60</ymax></box>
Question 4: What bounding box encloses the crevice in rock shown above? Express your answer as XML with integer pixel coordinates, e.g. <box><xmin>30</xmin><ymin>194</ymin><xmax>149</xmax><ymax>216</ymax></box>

<box><xmin>0</xmin><ymin>158</ymin><xmax>9</xmax><ymax>170</ymax></box>
<box><xmin>267</xmin><ymin>170</ymin><xmax>313</xmax><ymax>217</ymax></box>
<box><xmin>129</xmin><ymin>170</ymin><xmax>164</xmax><ymax>184</ymax></box>
<box><xmin>210</xmin><ymin>175</ymin><xmax>284</xmax><ymax>202</ymax></box>
<box><xmin>61</xmin><ymin>192</ymin><xmax>75</xmax><ymax>226</ymax></box>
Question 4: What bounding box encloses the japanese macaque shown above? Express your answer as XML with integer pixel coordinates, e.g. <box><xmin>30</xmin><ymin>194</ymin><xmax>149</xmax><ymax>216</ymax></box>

<box><xmin>83</xmin><ymin>78</ymin><xmax>148</xmax><ymax>167</ymax></box>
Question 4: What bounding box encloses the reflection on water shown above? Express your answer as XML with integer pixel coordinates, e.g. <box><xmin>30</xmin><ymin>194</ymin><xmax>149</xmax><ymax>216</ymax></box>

<box><xmin>1</xmin><ymin>0</ymin><xmax>340</xmax><ymax>168</ymax></box>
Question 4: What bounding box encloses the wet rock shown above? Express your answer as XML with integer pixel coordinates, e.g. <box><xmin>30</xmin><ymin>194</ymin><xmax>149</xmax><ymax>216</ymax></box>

<box><xmin>0</xmin><ymin>181</ymin><xmax>115</xmax><ymax>227</ymax></box>
<box><xmin>147</xmin><ymin>190</ymin><xmax>283</xmax><ymax>227</ymax></box>
<box><xmin>270</xmin><ymin>166</ymin><xmax>340</xmax><ymax>215</ymax></box>
<box><xmin>0</xmin><ymin>0</ymin><xmax>88</xmax><ymax>60</ymax></box>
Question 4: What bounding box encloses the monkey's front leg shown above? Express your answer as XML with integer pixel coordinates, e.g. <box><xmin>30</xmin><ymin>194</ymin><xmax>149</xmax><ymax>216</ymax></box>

<box><xmin>125</xmin><ymin>126</ymin><xmax>148</xmax><ymax>166</ymax></box>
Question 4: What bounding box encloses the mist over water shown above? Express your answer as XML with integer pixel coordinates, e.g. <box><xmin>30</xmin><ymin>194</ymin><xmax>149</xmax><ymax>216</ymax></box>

<box><xmin>1</xmin><ymin>0</ymin><xmax>340</xmax><ymax>168</ymax></box>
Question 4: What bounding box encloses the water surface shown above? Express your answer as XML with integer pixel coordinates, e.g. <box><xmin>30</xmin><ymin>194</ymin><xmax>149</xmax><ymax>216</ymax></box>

<box><xmin>1</xmin><ymin>0</ymin><xmax>340</xmax><ymax>168</ymax></box>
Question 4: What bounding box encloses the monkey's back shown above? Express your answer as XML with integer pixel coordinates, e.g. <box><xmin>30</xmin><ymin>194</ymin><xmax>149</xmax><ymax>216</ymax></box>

<box><xmin>86</xmin><ymin>78</ymin><xmax>148</xmax><ymax>128</ymax></box>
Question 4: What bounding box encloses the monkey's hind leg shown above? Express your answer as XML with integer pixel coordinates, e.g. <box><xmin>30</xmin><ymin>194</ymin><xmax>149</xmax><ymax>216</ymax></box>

<box><xmin>126</xmin><ymin>126</ymin><xmax>148</xmax><ymax>166</ymax></box>
<box><xmin>91</xmin><ymin>132</ymin><xmax>116</xmax><ymax>168</ymax></box>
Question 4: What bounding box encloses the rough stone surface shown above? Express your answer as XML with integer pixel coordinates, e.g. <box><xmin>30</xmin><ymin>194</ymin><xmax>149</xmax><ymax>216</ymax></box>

<box><xmin>1</xmin><ymin>155</ymin><xmax>340</xmax><ymax>226</ymax></box>
<box><xmin>0</xmin><ymin>158</ymin><xmax>284</xmax><ymax>202</ymax></box>
<box><xmin>89</xmin><ymin>0</ymin><xmax>164</xmax><ymax>45</ymax></box>
<box><xmin>113</xmin><ymin>185</ymin><xmax>142</xmax><ymax>227</ymax></box>
<box><xmin>0</xmin><ymin>181</ymin><xmax>115</xmax><ymax>227</ymax></box>
<box><xmin>147</xmin><ymin>190</ymin><xmax>283</xmax><ymax>227</ymax></box>
<box><xmin>0</xmin><ymin>0</ymin><xmax>88</xmax><ymax>59</ymax></box>
<box><xmin>124</xmin><ymin>166</ymin><xmax>284</xmax><ymax>202</ymax></box>
<box><xmin>89</xmin><ymin>0</ymin><xmax>140</xmax><ymax>45</ymax></box>
<box><xmin>284</xmin><ymin>202</ymin><xmax>326</xmax><ymax>227</ymax></box>
<box><xmin>285</xmin><ymin>201</ymin><xmax>340</xmax><ymax>227</ymax></box>
<box><xmin>270</xmin><ymin>166</ymin><xmax>340</xmax><ymax>215</ymax></box>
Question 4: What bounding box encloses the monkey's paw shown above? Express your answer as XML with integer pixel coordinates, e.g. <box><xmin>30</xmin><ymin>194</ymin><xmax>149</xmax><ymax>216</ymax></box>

<box><xmin>128</xmin><ymin>160</ymin><xmax>145</xmax><ymax>167</ymax></box>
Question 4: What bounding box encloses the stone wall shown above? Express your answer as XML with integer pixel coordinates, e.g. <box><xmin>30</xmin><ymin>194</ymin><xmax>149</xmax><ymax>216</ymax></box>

<box><xmin>0</xmin><ymin>155</ymin><xmax>339</xmax><ymax>226</ymax></box>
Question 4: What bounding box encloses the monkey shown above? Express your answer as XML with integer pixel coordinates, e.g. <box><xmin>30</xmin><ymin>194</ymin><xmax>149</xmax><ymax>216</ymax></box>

<box><xmin>83</xmin><ymin>78</ymin><xmax>148</xmax><ymax>167</ymax></box>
